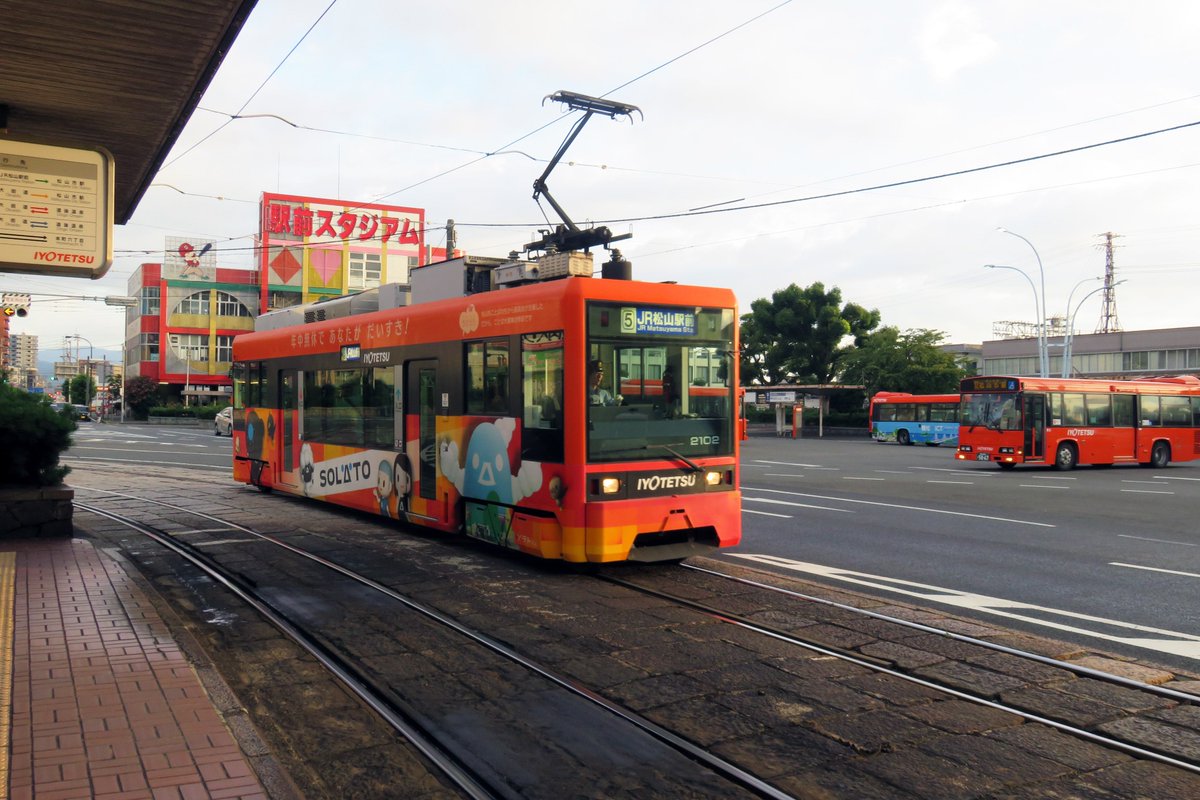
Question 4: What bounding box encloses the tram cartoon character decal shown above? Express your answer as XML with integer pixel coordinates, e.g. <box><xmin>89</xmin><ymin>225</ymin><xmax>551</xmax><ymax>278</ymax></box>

<box><xmin>441</xmin><ymin>417</ymin><xmax>543</xmax><ymax>546</ymax></box>
<box><xmin>390</xmin><ymin>452</ymin><xmax>413</xmax><ymax>518</ymax></box>
<box><xmin>374</xmin><ymin>459</ymin><xmax>394</xmax><ymax>516</ymax></box>
<box><xmin>299</xmin><ymin>443</ymin><xmax>316</xmax><ymax>496</ymax></box>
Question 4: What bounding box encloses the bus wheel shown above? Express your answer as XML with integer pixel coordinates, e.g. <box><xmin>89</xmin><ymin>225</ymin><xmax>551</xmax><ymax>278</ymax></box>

<box><xmin>1147</xmin><ymin>442</ymin><xmax>1171</xmax><ymax>469</ymax></box>
<box><xmin>897</xmin><ymin>429</ymin><xmax>911</xmax><ymax>446</ymax></box>
<box><xmin>1054</xmin><ymin>442</ymin><xmax>1077</xmax><ymax>471</ymax></box>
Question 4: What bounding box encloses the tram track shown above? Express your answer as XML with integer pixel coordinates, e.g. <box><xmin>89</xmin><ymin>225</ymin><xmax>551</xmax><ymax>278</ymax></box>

<box><xmin>73</xmin><ymin>488</ymin><xmax>794</xmax><ymax>800</ymax></box>
<box><xmin>599</xmin><ymin>564</ymin><xmax>1200</xmax><ymax>777</ymax></box>
<box><xmin>68</xmin><ymin>470</ymin><xmax>1200</xmax><ymax>798</ymax></box>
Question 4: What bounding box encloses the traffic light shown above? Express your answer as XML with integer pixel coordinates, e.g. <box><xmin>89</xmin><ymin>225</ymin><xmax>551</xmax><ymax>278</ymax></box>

<box><xmin>2</xmin><ymin>292</ymin><xmax>30</xmax><ymax>317</ymax></box>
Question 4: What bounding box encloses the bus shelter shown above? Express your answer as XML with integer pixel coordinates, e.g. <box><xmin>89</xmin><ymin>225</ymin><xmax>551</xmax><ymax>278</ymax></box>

<box><xmin>744</xmin><ymin>384</ymin><xmax>865</xmax><ymax>438</ymax></box>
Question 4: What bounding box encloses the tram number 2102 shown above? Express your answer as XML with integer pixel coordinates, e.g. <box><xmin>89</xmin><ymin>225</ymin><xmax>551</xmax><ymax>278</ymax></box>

<box><xmin>691</xmin><ymin>435</ymin><xmax>719</xmax><ymax>446</ymax></box>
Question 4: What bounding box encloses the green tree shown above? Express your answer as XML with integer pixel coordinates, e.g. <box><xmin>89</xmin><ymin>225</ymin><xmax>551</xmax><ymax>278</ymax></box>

<box><xmin>840</xmin><ymin>326</ymin><xmax>965</xmax><ymax>396</ymax></box>
<box><xmin>106</xmin><ymin>373</ymin><xmax>122</xmax><ymax>401</ymax></box>
<box><xmin>740</xmin><ymin>282</ymin><xmax>880</xmax><ymax>385</ymax></box>
<box><xmin>67</xmin><ymin>374</ymin><xmax>96</xmax><ymax>405</ymax></box>
<box><xmin>124</xmin><ymin>375</ymin><xmax>160</xmax><ymax>420</ymax></box>
<box><xmin>0</xmin><ymin>385</ymin><xmax>73</xmax><ymax>485</ymax></box>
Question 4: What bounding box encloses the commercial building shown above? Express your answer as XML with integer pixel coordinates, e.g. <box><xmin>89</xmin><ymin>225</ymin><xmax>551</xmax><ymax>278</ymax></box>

<box><xmin>981</xmin><ymin>325</ymin><xmax>1200</xmax><ymax>379</ymax></box>
<box><xmin>124</xmin><ymin>241</ymin><xmax>258</xmax><ymax>405</ymax></box>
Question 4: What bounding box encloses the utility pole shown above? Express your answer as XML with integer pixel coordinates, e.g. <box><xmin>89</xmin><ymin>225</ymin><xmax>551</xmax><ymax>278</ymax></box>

<box><xmin>1095</xmin><ymin>232</ymin><xmax>1122</xmax><ymax>333</ymax></box>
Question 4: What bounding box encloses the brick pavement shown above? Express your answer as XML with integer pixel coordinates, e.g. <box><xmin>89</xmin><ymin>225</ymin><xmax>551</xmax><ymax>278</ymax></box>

<box><xmin>2</xmin><ymin>538</ymin><xmax>269</xmax><ymax>800</ymax></box>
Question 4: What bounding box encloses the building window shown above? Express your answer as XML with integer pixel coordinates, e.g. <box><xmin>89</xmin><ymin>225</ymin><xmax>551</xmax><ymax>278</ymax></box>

<box><xmin>175</xmin><ymin>291</ymin><xmax>210</xmax><ymax>316</ymax></box>
<box><xmin>348</xmin><ymin>252</ymin><xmax>382</xmax><ymax>290</ymax></box>
<box><xmin>170</xmin><ymin>333</ymin><xmax>208</xmax><ymax>362</ymax></box>
<box><xmin>215</xmin><ymin>292</ymin><xmax>252</xmax><ymax>318</ymax></box>
<box><xmin>268</xmin><ymin>291</ymin><xmax>301</xmax><ymax>310</ymax></box>
<box><xmin>140</xmin><ymin>333</ymin><xmax>159</xmax><ymax>363</ymax></box>
<box><xmin>215</xmin><ymin>335</ymin><xmax>234</xmax><ymax>363</ymax></box>
<box><xmin>141</xmin><ymin>286</ymin><xmax>160</xmax><ymax>315</ymax></box>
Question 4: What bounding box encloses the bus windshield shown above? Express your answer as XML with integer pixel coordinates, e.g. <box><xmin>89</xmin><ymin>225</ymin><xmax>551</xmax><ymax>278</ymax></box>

<box><xmin>961</xmin><ymin>392</ymin><xmax>1022</xmax><ymax>431</ymax></box>
<box><xmin>586</xmin><ymin>302</ymin><xmax>735</xmax><ymax>463</ymax></box>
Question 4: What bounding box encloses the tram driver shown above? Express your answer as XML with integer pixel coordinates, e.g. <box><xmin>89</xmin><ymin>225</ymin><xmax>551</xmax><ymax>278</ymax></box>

<box><xmin>588</xmin><ymin>359</ymin><xmax>619</xmax><ymax>406</ymax></box>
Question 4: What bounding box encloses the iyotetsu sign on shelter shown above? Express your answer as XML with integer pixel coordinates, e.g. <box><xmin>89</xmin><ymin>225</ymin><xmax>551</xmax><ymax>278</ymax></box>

<box><xmin>259</xmin><ymin>192</ymin><xmax>425</xmax><ymax>312</ymax></box>
<box><xmin>0</xmin><ymin>139</ymin><xmax>114</xmax><ymax>279</ymax></box>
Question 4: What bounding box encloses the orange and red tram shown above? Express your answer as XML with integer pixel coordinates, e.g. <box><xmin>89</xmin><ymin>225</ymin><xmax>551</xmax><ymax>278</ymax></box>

<box><xmin>230</xmin><ymin>267</ymin><xmax>741</xmax><ymax>562</ymax></box>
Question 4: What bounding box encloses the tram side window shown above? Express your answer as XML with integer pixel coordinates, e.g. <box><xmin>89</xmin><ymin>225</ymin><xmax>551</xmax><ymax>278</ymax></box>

<box><xmin>521</xmin><ymin>332</ymin><xmax>564</xmax><ymax>462</ymax></box>
<box><xmin>1085</xmin><ymin>394</ymin><xmax>1111</xmax><ymax>427</ymax></box>
<box><xmin>466</xmin><ymin>339</ymin><xmax>510</xmax><ymax>415</ymax></box>
<box><xmin>1161</xmin><ymin>395</ymin><xmax>1191</xmax><ymax>426</ymax></box>
<box><xmin>302</xmin><ymin>368</ymin><xmax>394</xmax><ymax>447</ymax></box>
<box><xmin>233</xmin><ymin>362</ymin><xmax>264</xmax><ymax>409</ymax></box>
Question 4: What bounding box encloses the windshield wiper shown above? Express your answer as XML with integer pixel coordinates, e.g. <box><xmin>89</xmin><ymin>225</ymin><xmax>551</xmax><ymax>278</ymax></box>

<box><xmin>603</xmin><ymin>443</ymin><xmax>703</xmax><ymax>473</ymax></box>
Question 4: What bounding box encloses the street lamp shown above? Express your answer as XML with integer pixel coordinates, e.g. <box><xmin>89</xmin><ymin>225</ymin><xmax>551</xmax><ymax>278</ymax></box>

<box><xmin>1062</xmin><ymin>280</ymin><xmax>1126</xmax><ymax>378</ymax></box>
<box><xmin>997</xmin><ymin>228</ymin><xmax>1048</xmax><ymax>377</ymax></box>
<box><xmin>984</xmin><ymin>264</ymin><xmax>1045</xmax><ymax>377</ymax></box>
<box><xmin>104</xmin><ymin>295</ymin><xmax>138</xmax><ymax>423</ymax></box>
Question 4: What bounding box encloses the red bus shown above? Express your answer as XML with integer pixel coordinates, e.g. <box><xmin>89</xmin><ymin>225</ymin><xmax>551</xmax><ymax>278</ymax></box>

<box><xmin>956</xmin><ymin>374</ymin><xmax>1200</xmax><ymax>470</ymax></box>
<box><xmin>230</xmin><ymin>262</ymin><xmax>741</xmax><ymax>563</ymax></box>
<box><xmin>868</xmin><ymin>391</ymin><xmax>960</xmax><ymax>446</ymax></box>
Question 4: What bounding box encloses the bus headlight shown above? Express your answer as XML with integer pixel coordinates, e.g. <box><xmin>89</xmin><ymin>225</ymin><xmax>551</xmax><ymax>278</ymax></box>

<box><xmin>705</xmin><ymin>470</ymin><xmax>723</xmax><ymax>486</ymax></box>
<box><xmin>600</xmin><ymin>477</ymin><xmax>622</xmax><ymax>494</ymax></box>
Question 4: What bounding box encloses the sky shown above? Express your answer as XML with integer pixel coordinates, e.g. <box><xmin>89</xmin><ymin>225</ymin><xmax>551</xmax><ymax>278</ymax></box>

<box><xmin>8</xmin><ymin>0</ymin><xmax>1200</xmax><ymax>363</ymax></box>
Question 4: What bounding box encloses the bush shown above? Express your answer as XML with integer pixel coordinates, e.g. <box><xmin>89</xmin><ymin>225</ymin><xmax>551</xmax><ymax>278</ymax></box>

<box><xmin>0</xmin><ymin>386</ymin><xmax>74</xmax><ymax>486</ymax></box>
<box><xmin>148</xmin><ymin>405</ymin><xmax>222</xmax><ymax>420</ymax></box>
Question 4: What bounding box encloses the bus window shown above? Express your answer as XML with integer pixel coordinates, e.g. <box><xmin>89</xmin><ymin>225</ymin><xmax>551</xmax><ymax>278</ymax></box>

<box><xmin>1162</xmin><ymin>395</ymin><xmax>1191</xmax><ymax>426</ymax></box>
<box><xmin>1085</xmin><ymin>394</ymin><xmax>1111</xmax><ymax>426</ymax></box>
<box><xmin>1062</xmin><ymin>393</ymin><xmax>1086</xmax><ymax>426</ymax></box>
<box><xmin>1193</xmin><ymin>397</ymin><xmax>1200</xmax><ymax>427</ymax></box>
<box><xmin>1140</xmin><ymin>396</ymin><xmax>1160</xmax><ymax>426</ymax></box>
<box><xmin>1112</xmin><ymin>395</ymin><xmax>1135</xmax><ymax>427</ymax></box>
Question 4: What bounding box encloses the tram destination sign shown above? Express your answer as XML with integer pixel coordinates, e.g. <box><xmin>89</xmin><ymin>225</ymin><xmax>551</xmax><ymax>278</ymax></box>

<box><xmin>0</xmin><ymin>140</ymin><xmax>114</xmax><ymax>279</ymax></box>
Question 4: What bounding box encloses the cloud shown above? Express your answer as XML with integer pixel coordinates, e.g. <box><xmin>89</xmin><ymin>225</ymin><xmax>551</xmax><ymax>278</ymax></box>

<box><xmin>918</xmin><ymin>2</ymin><xmax>999</xmax><ymax>82</ymax></box>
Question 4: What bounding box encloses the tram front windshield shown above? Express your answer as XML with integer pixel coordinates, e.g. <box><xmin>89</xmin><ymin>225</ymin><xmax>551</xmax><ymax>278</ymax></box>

<box><xmin>587</xmin><ymin>302</ymin><xmax>735</xmax><ymax>462</ymax></box>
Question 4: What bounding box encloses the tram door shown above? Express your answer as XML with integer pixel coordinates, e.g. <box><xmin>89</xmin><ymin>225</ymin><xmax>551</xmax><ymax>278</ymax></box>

<box><xmin>276</xmin><ymin>370</ymin><xmax>299</xmax><ymax>488</ymax></box>
<box><xmin>1023</xmin><ymin>393</ymin><xmax>1045</xmax><ymax>460</ymax></box>
<box><xmin>405</xmin><ymin>360</ymin><xmax>439</xmax><ymax>503</ymax></box>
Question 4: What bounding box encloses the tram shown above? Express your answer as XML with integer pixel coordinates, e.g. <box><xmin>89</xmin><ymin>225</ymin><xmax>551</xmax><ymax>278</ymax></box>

<box><xmin>229</xmin><ymin>253</ymin><xmax>741</xmax><ymax>563</ymax></box>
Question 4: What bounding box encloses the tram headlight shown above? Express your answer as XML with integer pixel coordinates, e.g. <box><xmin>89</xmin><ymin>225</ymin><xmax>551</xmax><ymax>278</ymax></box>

<box><xmin>705</xmin><ymin>470</ymin><xmax>723</xmax><ymax>486</ymax></box>
<box><xmin>600</xmin><ymin>477</ymin><xmax>622</xmax><ymax>494</ymax></box>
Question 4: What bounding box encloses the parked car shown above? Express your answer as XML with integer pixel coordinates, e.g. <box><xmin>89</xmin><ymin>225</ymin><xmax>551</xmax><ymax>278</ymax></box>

<box><xmin>214</xmin><ymin>406</ymin><xmax>233</xmax><ymax>436</ymax></box>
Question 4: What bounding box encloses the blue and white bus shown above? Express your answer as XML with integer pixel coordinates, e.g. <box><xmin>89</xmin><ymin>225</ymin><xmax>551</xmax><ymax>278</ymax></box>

<box><xmin>869</xmin><ymin>392</ymin><xmax>960</xmax><ymax>446</ymax></box>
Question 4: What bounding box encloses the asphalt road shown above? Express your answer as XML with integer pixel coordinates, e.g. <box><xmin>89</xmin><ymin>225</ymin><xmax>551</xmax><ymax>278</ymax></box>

<box><xmin>63</xmin><ymin>420</ymin><xmax>231</xmax><ymax>473</ymax></box>
<box><xmin>729</xmin><ymin>435</ymin><xmax>1200</xmax><ymax>673</ymax></box>
<box><xmin>63</xmin><ymin>423</ymin><xmax>1200</xmax><ymax>673</ymax></box>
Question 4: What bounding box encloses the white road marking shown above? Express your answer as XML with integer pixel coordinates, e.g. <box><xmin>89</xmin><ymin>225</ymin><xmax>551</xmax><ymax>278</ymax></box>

<box><xmin>65</xmin><ymin>456</ymin><xmax>227</xmax><ymax>471</ymax></box>
<box><xmin>1118</xmin><ymin>534</ymin><xmax>1196</xmax><ymax>547</ymax></box>
<box><xmin>1019</xmin><ymin>484</ymin><xmax>1069</xmax><ymax>490</ymax></box>
<box><xmin>1028</xmin><ymin>475</ymin><xmax>1076</xmax><ymax>481</ymax></box>
<box><xmin>1120</xmin><ymin>489</ymin><xmax>1175</xmax><ymax>495</ymax></box>
<box><xmin>843</xmin><ymin>476</ymin><xmax>885</xmax><ymax>481</ymax></box>
<box><xmin>742</xmin><ymin>486</ymin><xmax>1054</xmax><ymax>527</ymax></box>
<box><xmin>729</xmin><ymin>554</ymin><xmax>1200</xmax><ymax>660</ymax></box>
<box><xmin>913</xmin><ymin>466</ymin><xmax>994</xmax><ymax>476</ymax></box>
<box><xmin>763</xmin><ymin>473</ymin><xmax>805</xmax><ymax>478</ymax></box>
<box><xmin>754</xmin><ymin>460</ymin><xmax>839</xmax><ymax>470</ymax></box>
<box><xmin>874</xmin><ymin>470</ymin><xmax>911</xmax><ymax>474</ymax></box>
<box><xmin>1111</xmin><ymin>562</ymin><xmax>1200</xmax><ymax>579</ymax></box>
<box><xmin>926</xmin><ymin>480</ymin><xmax>973</xmax><ymax>485</ymax></box>
<box><xmin>1122</xmin><ymin>480</ymin><xmax>1169</xmax><ymax>485</ymax></box>
<box><xmin>743</xmin><ymin>497</ymin><xmax>853</xmax><ymax>513</ymax></box>
<box><xmin>743</xmin><ymin>509</ymin><xmax>792</xmax><ymax>518</ymax></box>
<box><xmin>1154</xmin><ymin>475</ymin><xmax>1200</xmax><ymax>481</ymax></box>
